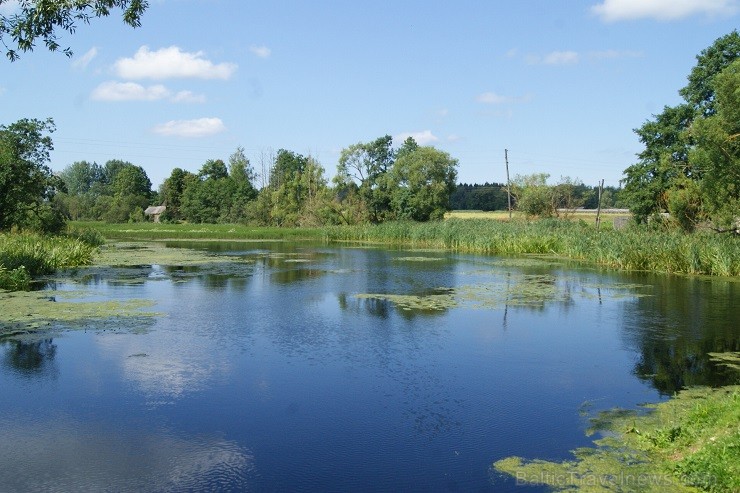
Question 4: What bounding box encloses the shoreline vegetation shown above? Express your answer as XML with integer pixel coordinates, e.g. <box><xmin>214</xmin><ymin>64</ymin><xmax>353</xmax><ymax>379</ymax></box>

<box><xmin>66</xmin><ymin>216</ymin><xmax>740</xmax><ymax>278</ymax></box>
<box><xmin>494</xmin><ymin>385</ymin><xmax>740</xmax><ymax>492</ymax></box>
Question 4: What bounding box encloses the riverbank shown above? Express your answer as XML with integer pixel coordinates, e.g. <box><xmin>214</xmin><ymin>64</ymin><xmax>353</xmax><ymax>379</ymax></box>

<box><xmin>325</xmin><ymin>219</ymin><xmax>740</xmax><ymax>277</ymax></box>
<box><xmin>494</xmin><ymin>384</ymin><xmax>740</xmax><ymax>492</ymax></box>
<box><xmin>0</xmin><ymin>231</ymin><xmax>100</xmax><ymax>290</ymax></box>
<box><xmin>70</xmin><ymin>219</ymin><xmax>740</xmax><ymax>277</ymax></box>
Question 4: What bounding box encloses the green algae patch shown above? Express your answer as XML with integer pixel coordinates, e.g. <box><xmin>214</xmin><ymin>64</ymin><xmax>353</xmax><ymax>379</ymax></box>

<box><xmin>355</xmin><ymin>289</ymin><xmax>457</xmax><ymax>312</ymax></box>
<box><xmin>0</xmin><ymin>290</ymin><xmax>158</xmax><ymax>336</ymax></box>
<box><xmin>493</xmin><ymin>385</ymin><xmax>740</xmax><ymax>492</ymax></box>
<box><xmin>355</xmin><ymin>275</ymin><xmax>650</xmax><ymax>314</ymax></box>
<box><xmin>95</xmin><ymin>242</ymin><xmax>228</xmax><ymax>267</ymax></box>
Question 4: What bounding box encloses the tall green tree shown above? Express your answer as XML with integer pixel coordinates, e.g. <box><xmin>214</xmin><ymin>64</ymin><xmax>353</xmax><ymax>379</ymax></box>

<box><xmin>621</xmin><ymin>30</ymin><xmax>740</xmax><ymax>226</ymax></box>
<box><xmin>0</xmin><ymin>118</ymin><xmax>65</xmax><ymax>232</ymax></box>
<box><xmin>159</xmin><ymin>167</ymin><xmax>197</xmax><ymax>221</ymax></box>
<box><xmin>1</xmin><ymin>0</ymin><xmax>148</xmax><ymax>61</ymax></box>
<box><xmin>388</xmin><ymin>145</ymin><xmax>458</xmax><ymax>221</ymax></box>
<box><xmin>690</xmin><ymin>59</ymin><xmax>740</xmax><ymax>229</ymax></box>
<box><xmin>337</xmin><ymin>135</ymin><xmax>395</xmax><ymax>223</ymax></box>
<box><xmin>181</xmin><ymin>159</ymin><xmax>235</xmax><ymax>223</ymax></box>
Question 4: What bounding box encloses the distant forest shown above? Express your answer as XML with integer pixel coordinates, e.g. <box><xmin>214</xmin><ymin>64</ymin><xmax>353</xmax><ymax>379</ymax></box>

<box><xmin>451</xmin><ymin>182</ymin><xmax>621</xmax><ymax>211</ymax></box>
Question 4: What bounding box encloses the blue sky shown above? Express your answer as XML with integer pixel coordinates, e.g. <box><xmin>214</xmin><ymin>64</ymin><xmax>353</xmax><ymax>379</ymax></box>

<box><xmin>2</xmin><ymin>0</ymin><xmax>739</xmax><ymax>189</ymax></box>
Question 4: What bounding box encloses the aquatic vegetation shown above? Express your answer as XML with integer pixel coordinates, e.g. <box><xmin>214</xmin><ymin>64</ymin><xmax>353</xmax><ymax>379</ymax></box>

<box><xmin>0</xmin><ymin>265</ymin><xmax>31</xmax><ymax>291</ymax></box>
<box><xmin>355</xmin><ymin>275</ymin><xmax>650</xmax><ymax>314</ymax></box>
<box><xmin>326</xmin><ymin>219</ymin><xmax>740</xmax><ymax>277</ymax></box>
<box><xmin>0</xmin><ymin>232</ymin><xmax>98</xmax><ymax>276</ymax></box>
<box><xmin>0</xmin><ymin>289</ymin><xmax>157</xmax><ymax>336</ymax></box>
<box><xmin>494</xmin><ymin>385</ymin><xmax>740</xmax><ymax>492</ymax></box>
<box><xmin>355</xmin><ymin>289</ymin><xmax>457</xmax><ymax>312</ymax></box>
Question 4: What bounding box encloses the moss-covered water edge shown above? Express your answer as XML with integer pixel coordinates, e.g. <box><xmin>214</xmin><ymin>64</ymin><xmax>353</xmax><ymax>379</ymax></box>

<box><xmin>493</xmin><ymin>384</ymin><xmax>740</xmax><ymax>492</ymax></box>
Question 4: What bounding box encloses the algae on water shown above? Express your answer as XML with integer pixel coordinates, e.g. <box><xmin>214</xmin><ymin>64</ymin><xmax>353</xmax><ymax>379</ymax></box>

<box><xmin>0</xmin><ymin>289</ymin><xmax>158</xmax><ymax>336</ymax></box>
<box><xmin>493</xmin><ymin>385</ymin><xmax>740</xmax><ymax>492</ymax></box>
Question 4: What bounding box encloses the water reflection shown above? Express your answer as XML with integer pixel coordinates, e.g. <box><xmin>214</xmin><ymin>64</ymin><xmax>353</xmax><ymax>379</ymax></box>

<box><xmin>0</xmin><ymin>416</ymin><xmax>255</xmax><ymax>492</ymax></box>
<box><xmin>1</xmin><ymin>338</ymin><xmax>57</xmax><ymax>378</ymax></box>
<box><xmin>621</xmin><ymin>275</ymin><xmax>740</xmax><ymax>394</ymax></box>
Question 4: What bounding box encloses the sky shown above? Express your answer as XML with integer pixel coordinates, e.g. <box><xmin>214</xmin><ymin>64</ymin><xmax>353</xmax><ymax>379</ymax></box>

<box><xmin>1</xmin><ymin>0</ymin><xmax>739</xmax><ymax>189</ymax></box>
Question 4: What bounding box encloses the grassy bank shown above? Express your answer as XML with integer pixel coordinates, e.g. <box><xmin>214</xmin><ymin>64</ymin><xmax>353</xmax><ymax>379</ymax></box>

<box><xmin>73</xmin><ymin>219</ymin><xmax>740</xmax><ymax>277</ymax></box>
<box><xmin>325</xmin><ymin>219</ymin><xmax>740</xmax><ymax>276</ymax></box>
<box><xmin>494</xmin><ymin>384</ymin><xmax>740</xmax><ymax>492</ymax></box>
<box><xmin>0</xmin><ymin>232</ymin><xmax>99</xmax><ymax>290</ymax></box>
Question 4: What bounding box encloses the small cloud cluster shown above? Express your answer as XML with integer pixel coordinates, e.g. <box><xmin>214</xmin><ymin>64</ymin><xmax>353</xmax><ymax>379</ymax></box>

<box><xmin>249</xmin><ymin>45</ymin><xmax>272</xmax><ymax>59</ymax></box>
<box><xmin>395</xmin><ymin>130</ymin><xmax>438</xmax><ymax>146</ymax></box>
<box><xmin>591</xmin><ymin>0</ymin><xmax>738</xmax><ymax>22</ymax></box>
<box><xmin>72</xmin><ymin>47</ymin><xmax>98</xmax><ymax>70</ymax></box>
<box><xmin>91</xmin><ymin>81</ymin><xmax>205</xmax><ymax>103</ymax></box>
<box><xmin>88</xmin><ymin>45</ymin><xmax>249</xmax><ymax>138</ymax></box>
<box><xmin>113</xmin><ymin>46</ymin><xmax>237</xmax><ymax>80</ymax></box>
<box><xmin>509</xmin><ymin>49</ymin><xmax>642</xmax><ymax>66</ymax></box>
<box><xmin>152</xmin><ymin>118</ymin><xmax>226</xmax><ymax>138</ymax></box>
<box><xmin>476</xmin><ymin>91</ymin><xmax>532</xmax><ymax>105</ymax></box>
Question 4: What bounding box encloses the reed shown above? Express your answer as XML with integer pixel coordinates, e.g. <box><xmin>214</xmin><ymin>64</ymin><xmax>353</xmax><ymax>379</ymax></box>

<box><xmin>325</xmin><ymin>219</ymin><xmax>740</xmax><ymax>277</ymax></box>
<box><xmin>0</xmin><ymin>232</ymin><xmax>98</xmax><ymax>285</ymax></box>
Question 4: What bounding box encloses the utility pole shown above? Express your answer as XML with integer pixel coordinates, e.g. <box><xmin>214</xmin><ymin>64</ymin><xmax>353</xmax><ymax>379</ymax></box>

<box><xmin>595</xmin><ymin>179</ymin><xmax>604</xmax><ymax>231</ymax></box>
<box><xmin>505</xmin><ymin>149</ymin><xmax>512</xmax><ymax>220</ymax></box>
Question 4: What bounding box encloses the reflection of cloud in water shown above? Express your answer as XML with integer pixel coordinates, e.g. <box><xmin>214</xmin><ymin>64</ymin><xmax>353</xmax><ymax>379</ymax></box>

<box><xmin>0</xmin><ymin>417</ymin><xmax>255</xmax><ymax>492</ymax></box>
<box><xmin>95</xmin><ymin>331</ymin><xmax>231</xmax><ymax>404</ymax></box>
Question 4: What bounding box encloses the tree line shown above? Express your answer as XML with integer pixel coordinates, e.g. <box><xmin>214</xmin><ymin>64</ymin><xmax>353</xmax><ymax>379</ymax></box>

<box><xmin>49</xmin><ymin>135</ymin><xmax>459</xmax><ymax>228</ymax></box>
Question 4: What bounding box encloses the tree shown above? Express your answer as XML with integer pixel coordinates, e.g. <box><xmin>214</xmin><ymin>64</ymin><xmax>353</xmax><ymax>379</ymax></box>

<box><xmin>159</xmin><ymin>167</ymin><xmax>197</xmax><ymax>221</ymax></box>
<box><xmin>388</xmin><ymin>145</ymin><xmax>458</xmax><ymax>221</ymax></box>
<box><xmin>58</xmin><ymin>160</ymin><xmax>104</xmax><ymax>196</ymax></box>
<box><xmin>0</xmin><ymin>117</ymin><xmax>65</xmax><ymax>232</ymax></box>
<box><xmin>181</xmin><ymin>159</ymin><xmax>235</xmax><ymax>223</ymax></box>
<box><xmin>1</xmin><ymin>0</ymin><xmax>148</xmax><ymax>61</ymax></box>
<box><xmin>621</xmin><ymin>31</ymin><xmax>740</xmax><ymax>226</ymax></box>
<box><xmin>512</xmin><ymin>173</ymin><xmax>554</xmax><ymax>217</ymax></box>
<box><xmin>227</xmin><ymin>147</ymin><xmax>258</xmax><ymax>221</ymax></box>
<box><xmin>690</xmin><ymin>59</ymin><xmax>740</xmax><ymax>229</ymax></box>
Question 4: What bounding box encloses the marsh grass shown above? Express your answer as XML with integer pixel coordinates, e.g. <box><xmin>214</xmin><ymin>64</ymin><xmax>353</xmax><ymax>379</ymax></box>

<box><xmin>327</xmin><ymin>219</ymin><xmax>740</xmax><ymax>276</ymax></box>
<box><xmin>0</xmin><ymin>232</ymin><xmax>98</xmax><ymax>289</ymax></box>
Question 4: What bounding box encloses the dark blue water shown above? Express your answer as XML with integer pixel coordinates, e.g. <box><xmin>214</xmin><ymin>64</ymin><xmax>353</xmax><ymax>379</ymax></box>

<box><xmin>1</xmin><ymin>243</ymin><xmax>737</xmax><ymax>492</ymax></box>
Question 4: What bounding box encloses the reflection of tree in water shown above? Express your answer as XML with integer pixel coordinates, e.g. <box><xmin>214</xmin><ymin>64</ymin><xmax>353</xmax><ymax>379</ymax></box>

<box><xmin>621</xmin><ymin>276</ymin><xmax>740</xmax><ymax>395</ymax></box>
<box><xmin>1</xmin><ymin>338</ymin><xmax>57</xmax><ymax>377</ymax></box>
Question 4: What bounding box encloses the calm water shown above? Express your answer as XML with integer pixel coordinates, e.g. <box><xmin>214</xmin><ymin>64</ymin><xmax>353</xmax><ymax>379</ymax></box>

<box><xmin>1</xmin><ymin>242</ymin><xmax>738</xmax><ymax>492</ymax></box>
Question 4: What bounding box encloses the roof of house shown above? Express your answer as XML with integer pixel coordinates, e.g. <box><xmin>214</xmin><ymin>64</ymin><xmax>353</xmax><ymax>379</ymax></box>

<box><xmin>144</xmin><ymin>205</ymin><xmax>166</xmax><ymax>215</ymax></box>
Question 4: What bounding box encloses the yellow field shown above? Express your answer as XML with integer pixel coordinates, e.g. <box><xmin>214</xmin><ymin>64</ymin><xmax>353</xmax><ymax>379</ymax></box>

<box><xmin>445</xmin><ymin>210</ymin><xmax>632</xmax><ymax>229</ymax></box>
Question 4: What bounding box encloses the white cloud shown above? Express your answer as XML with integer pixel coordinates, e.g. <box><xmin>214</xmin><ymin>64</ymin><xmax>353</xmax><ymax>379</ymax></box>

<box><xmin>91</xmin><ymin>81</ymin><xmax>170</xmax><ymax>101</ymax></box>
<box><xmin>476</xmin><ymin>92</ymin><xmax>512</xmax><ymax>104</ymax></box>
<box><xmin>591</xmin><ymin>0</ymin><xmax>739</xmax><ymax>21</ymax></box>
<box><xmin>395</xmin><ymin>130</ymin><xmax>438</xmax><ymax>146</ymax></box>
<box><xmin>170</xmin><ymin>90</ymin><xmax>207</xmax><ymax>103</ymax></box>
<box><xmin>72</xmin><ymin>47</ymin><xmax>98</xmax><ymax>69</ymax></box>
<box><xmin>588</xmin><ymin>49</ymin><xmax>644</xmax><ymax>60</ymax></box>
<box><xmin>249</xmin><ymin>45</ymin><xmax>272</xmax><ymax>58</ymax></box>
<box><xmin>476</xmin><ymin>91</ymin><xmax>532</xmax><ymax>105</ymax></box>
<box><xmin>447</xmin><ymin>134</ymin><xmax>462</xmax><ymax>143</ymax></box>
<box><xmin>153</xmin><ymin>118</ymin><xmax>226</xmax><ymax>138</ymax></box>
<box><xmin>113</xmin><ymin>46</ymin><xmax>237</xmax><ymax>80</ymax></box>
<box><xmin>542</xmin><ymin>51</ymin><xmax>580</xmax><ymax>65</ymax></box>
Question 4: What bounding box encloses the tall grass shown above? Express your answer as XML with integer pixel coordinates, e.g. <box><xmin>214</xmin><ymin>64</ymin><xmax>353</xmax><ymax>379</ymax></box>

<box><xmin>325</xmin><ymin>219</ymin><xmax>740</xmax><ymax>276</ymax></box>
<box><xmin>0</xmin><ymin>232</ymin><xmax>99</xmax><ymax>289</ymax></box>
